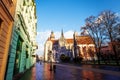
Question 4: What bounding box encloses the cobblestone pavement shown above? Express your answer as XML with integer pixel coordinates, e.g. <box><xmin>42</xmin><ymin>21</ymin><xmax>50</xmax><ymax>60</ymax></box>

<box><xmin>20</xmin><ymin>62</ymin><xmax>120</xmax><ymax>80</ymax></box>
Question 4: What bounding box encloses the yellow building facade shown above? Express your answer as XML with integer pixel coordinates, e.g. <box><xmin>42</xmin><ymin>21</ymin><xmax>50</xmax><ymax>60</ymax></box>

<box><xmin>0</xmin><ymin>0</ymin><xmax>17</xmax><ymax>80</ymax></box>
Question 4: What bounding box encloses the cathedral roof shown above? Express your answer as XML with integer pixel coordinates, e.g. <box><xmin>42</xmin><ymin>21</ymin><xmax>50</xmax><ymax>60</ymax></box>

<box><xmin>66</xmin><ymin>39</ymin><xmax>73</xmax><ymax>44</ymax></box>
<box><xmin>48</xmin><ymin>36</ymin><xmax>93</xmax><ymax>45</ymax></box>
<box><xmin>76</xmin><ymin>36</ymin><xmax>94</xmax><ymax>44</ymax></box>
<box><xmin>51</xmin><ymin>40</ymin><xmax>58</xmax><ymax>45</ymax></box>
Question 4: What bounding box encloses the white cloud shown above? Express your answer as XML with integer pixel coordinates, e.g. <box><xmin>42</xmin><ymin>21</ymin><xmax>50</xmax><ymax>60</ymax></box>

<box><xmin>115</xmin><ymin>12</ymin><xmax>120</xmax><ymax>17</ymax></box>
<box><xmin>64</xmin><ymin>30</ymin><xmax>74</xmax><ymax>38</ymax></box>
<box><xmin>54</xmin><ymin>31</ymin><xmax>61</xmax><ymax>39</ymax></box>
<box><xmin>36</xmin><ymin>30</ymin><xmax>74</xmax><ymax>56</ymax></box>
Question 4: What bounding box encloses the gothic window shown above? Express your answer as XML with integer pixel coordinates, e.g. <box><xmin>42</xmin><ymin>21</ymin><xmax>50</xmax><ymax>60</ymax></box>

<box><xmin>83</xmin><ymin>47</ymin><xmax>86</xmax><ymax>52</ymax></box>
<box><xmin>83</xmin><ymin>47</ymin><xmax>88</xmax><ymax>60</ymax></box>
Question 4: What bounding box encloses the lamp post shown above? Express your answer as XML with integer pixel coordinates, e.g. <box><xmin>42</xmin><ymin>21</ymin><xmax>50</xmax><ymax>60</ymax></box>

<box><xmin>73</xmin><ymin>33</ymin><xmax>77</xmax><ymax>63</ymax></box>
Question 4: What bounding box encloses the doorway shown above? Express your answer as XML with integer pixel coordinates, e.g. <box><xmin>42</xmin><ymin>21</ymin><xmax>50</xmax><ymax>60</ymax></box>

<box><xmin>13</xmin><ymin>37</ymin><xmax>23</xmax><ymax>75</ymax></box>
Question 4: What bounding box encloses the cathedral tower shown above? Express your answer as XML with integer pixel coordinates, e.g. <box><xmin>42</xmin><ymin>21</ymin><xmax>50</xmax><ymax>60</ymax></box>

<box><xmin>59</xmin><ymin>29</ymin><xmax>66</xmax><ymax>47</ymax></box>
<box><xmin>50</xmin><ymin>31</ymin><xmax>55</xmax><ymax>40</ymax></box>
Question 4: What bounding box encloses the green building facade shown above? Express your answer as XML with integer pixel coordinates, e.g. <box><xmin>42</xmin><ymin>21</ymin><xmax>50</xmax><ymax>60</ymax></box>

<box><xmin>5</xmin><ymin>0</ymin><xmax>37</xmax><ymax>80</ymax></box>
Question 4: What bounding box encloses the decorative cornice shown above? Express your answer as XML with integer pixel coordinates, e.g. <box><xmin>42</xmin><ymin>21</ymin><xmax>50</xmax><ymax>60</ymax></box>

<box><xmin>17</xmin><ymin>12</ymin><xmax>30</xmax><ymax>42</ymax></box>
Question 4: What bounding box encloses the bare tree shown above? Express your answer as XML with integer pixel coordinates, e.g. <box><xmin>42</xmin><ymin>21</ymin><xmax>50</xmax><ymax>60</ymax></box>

<box><xmin>99</xmin><ymin>10</ymin><xmax>120</xmax><ymax>65</ymax></box>
<box><xmin>81</xmin><ymin>15</ymin><xmax>106</xmax><ymax>64</ymax></box>
<box><xmin>113</xmin><ymin>23</ymin><xmax>120</xmax><ymax>41</ymax></box>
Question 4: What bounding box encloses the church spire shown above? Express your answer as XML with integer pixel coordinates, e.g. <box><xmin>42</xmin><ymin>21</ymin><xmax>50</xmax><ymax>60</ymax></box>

<box><xmin>59</xmin><ymin>29</ymin><xmax>66</xmax><ymax>47</ymax></box>
<box><xmin>61</xmin><ymin>29</ymin><xmax>64</xmax><ymax>37</ymax></box>
<box><xmin>50</xmin><ymin>30</ymin><xmax>55</xmax><ymax>40</ymax></box>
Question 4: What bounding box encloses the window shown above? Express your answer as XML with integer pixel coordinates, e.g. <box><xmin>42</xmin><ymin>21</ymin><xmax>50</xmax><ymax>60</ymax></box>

<box><xmin>23</xmin><ymin>1</ymin><xmax>26</xmax><ymax>6</ymax></box>
<box><xmin>8</xmin><ymin>0</ymin><xmax>13</xmax><ymax>4</ymax></box>
<box><xmin>0</xmin><ymin>18</ymin><xmax>3</xmax><ymax>30</ymax></box>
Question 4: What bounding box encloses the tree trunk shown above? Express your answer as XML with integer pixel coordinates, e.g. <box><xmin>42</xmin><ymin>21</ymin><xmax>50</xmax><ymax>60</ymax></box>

<box><xmin>112</xmin><ymin>45</ymin><xmax>119</xmax><ymax>65</ymax></box>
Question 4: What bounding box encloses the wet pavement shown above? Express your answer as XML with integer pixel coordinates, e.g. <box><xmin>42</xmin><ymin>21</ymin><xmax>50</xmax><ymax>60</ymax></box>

<box><xmin>93</xmin><ymin>66</ymin><xmax>120</xmax><ymax>71</ymax></box>
<box><xmin>20</xmin><ymin>62</ymin><xmax>120</xmax><ymax>80</ymax></box>
<box><xmin>55</xmin><ymin>64</ymin><xmax>120</xmax><ymax>80</ymax></box>
<box><xmin>61</xmin><ymin>63</ymin><xmax>120</xmax><ymax>72</ymax></box>
<box><xmin>20</xmin><ymin>66</ymin><xmax>36</xmax><ymax>80</ymax></box>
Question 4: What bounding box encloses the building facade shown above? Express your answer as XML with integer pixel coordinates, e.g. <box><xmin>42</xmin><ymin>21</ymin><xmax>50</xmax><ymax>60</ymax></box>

<box><xmin>44</xmin><ymin>30</ymin><xmax>97</xmax><ymax>62</ymax></box>
<box><xmin>5</xmin><ymin>0</ymin><xmax>37</xmax><ymax>80</ymax></box>
<box><xmin>0</xmin><ymin>0</ymin><xmax>17</xmax><ymax>80</ymax></box>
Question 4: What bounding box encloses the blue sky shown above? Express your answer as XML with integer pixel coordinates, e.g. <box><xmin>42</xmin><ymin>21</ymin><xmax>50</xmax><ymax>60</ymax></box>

<box><xmin>35</xmin><ymin>0</ymin><xmax>120</xmax><ymax>56</ymax></box>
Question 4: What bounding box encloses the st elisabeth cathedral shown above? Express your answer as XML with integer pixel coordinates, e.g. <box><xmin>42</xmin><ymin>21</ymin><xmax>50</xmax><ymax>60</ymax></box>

<box><xmin>44</xmin><ymin>30</ymin><xmax>97</xmax><ymax>62</ymax></box>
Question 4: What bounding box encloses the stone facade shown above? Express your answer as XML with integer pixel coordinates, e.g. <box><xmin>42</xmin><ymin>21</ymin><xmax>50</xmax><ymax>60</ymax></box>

<box><xmin>0</xmin><ymin>0</ymin><xmax>17</xmax><ymax>80</ymax></box>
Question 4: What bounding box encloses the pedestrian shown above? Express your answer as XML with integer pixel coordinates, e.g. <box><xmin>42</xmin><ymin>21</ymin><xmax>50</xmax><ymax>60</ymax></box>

<box><xmin>40</xmin><ymin>60</ymin><xmax>42</xmax><ymax>65</ymax></box>
<box><xmin>36</xmin><ymin>55</ymin><xmax>39</xmax><ymax>62</ymax></box>
<box><xmin>53</xmin><ymin>65</ymin><xmax>56</xmax><ymax>73</ymax></box>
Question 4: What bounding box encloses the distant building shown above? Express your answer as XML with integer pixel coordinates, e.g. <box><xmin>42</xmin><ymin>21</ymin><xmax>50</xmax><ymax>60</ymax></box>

<box><xmin>108</xmin><ymin>41</ymin><xmax>120</xmax><ymax>55</ymax></box>
<box><xmin>100</xmin><ymin>41</ymin><xmax>120</xmax><ymax>57</ymax></box>
<box><xmin>44</xmin><ymin>30</ymin><xmax>97</xmax><ymax>62</ymax></box>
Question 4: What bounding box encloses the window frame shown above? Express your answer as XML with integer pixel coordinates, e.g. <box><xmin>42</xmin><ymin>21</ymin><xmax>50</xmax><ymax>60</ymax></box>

<box><xmin>8</xmin><ymin>0</ymin><xmax>13</xmax><ymax>4</ymax></box>
<box><xmin>0</xmin><ymin>18</ymin><xmax>3</xmax><ymax>30</ymax></box>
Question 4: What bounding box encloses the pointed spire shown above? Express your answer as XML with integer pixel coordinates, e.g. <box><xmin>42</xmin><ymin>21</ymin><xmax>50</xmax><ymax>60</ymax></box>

<box><xmin>61</xmin><ymin>29</ymin><xmax>64</xmax><ymax>37</ymax></box>
<box><xmin>50</xmin><ymin>30</ymin><xmax>55</xmax><ymax>40</ymax></box>
<box><xmin>51</xmin><ymin>30</ymin><xmax>53</xmax><ymax>34</ymax></box>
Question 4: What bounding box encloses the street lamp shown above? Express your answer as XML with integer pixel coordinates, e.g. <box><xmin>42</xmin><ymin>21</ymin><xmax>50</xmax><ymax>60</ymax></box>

<box><xmin>73</xmin><ymin>33</ymin><xmax>77</xmax><ymax>63</ymax></box>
